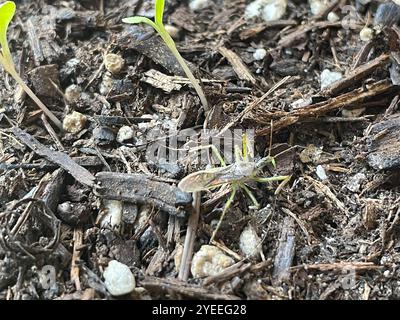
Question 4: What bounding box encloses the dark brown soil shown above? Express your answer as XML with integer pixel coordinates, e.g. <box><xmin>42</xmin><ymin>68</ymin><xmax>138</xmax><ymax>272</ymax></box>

<box><xmin>1</xmin><ymin>0</ymin><xmax>400</xmax><ymax>300</ymax></box>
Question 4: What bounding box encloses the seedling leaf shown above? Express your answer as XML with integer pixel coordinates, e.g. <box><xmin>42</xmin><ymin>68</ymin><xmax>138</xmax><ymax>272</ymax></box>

<box><xmin>0</xmin><ymin>1</ymin><xmax>16</xmax><ymax>64</ymax></box>
<box><xmin>122</xmin><ymin>16</ymin><xmax>159</xmax><ymax>32</ymax></box>
<box><xmin>155</xmin><ymin>0</ymin><xmax>165</xmax><ymax>25</ymax></box>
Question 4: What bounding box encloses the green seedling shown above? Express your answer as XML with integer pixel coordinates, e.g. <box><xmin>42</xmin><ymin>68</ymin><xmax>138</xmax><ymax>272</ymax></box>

<box><xmin>178</xmin><ymin>134</ymin><xmax>291</xmax><ymax>243</ymax></box>
<box><xmin>0</xmin><ymin>1</ymin><xmax>62</xmax><ymax>129</ymax></box>
<box><xmin>123</xmin><ymin>0</ymin><xmax>208</xmax><ymax>111</ymax></box>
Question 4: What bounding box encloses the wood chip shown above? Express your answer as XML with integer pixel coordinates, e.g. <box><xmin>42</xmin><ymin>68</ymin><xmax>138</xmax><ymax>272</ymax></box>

<box><xmin>139</xmin><ymin>276</ymin><xmax>241</xmax><ymax>300</ymax></box>
<box><xmin>256</xmin><ymin>80</ymin><xmax>393</xmax><ymax>136</ymax></box>
<box><xmin>366</xmin><ymin>113</ymin><xmax>400</xmax><ymax>170</ymax></box>
<box><xmin>306</xmin><ymin>176</ymin><xmax>346</xmax><ymax>213</ymax></box>
<box><xmin>272</xmin><ymin>217</ymin><xmax>296</xmax><ymax>285</ymax></box>
<box><xmin>94</xmin><ymin>172</ymin><xmax>192</xmax><ymax>216</ymax></box>
<box><xmin>278</xmin><ymin>21</ymin><xmax>344</xmax><ymax>48</ymax></box>
<box><xmin>142</xmin><ymin>69</ymin><xmax>183</xmax><ymax>93</ymax></box>
<box><xmin>322</xmin><ymin>54</ymin><xmax>391</xmax><ymax>96</ymax></box>
<box><xmin>71</xmin><ymin>228</ymin><xmax>83</xmax><ymax>291</ymax></box>
<box><xmin>239</xmin><ymin>20</ymin><xmax>297</xmax><ymax>40</ymax></box>
<box><xmin>203</xmin><ymin>261</ymin><xmax>251</xmax><ymax>286</ymax></box>
<box><xmin>117</xmin><ymin>25</ymin><xmax>194</xmax><ymax>76</ymax></box>
<box><xmin>291</xmin><ymin>262</ymin><xmax>382</xmax><ymax>272</ymax></box>
<box><xmin>218</xmin><ymin>46</ymin><xmax>256</xmax><ymax>84</ymax></box>
<box><xmin>12</xmin><ymin>127</ymin><xmax>96</xmax><ymax>187</ymax></box>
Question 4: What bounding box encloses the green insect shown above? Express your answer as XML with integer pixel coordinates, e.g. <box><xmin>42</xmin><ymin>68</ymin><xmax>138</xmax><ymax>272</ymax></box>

<box><xmin>178</xmin><ymin>135</ymin><xmax>290</xmax><ymax>243</ymax></box>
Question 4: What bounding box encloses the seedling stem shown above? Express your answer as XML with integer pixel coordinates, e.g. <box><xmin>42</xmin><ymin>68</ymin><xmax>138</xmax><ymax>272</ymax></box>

<box><xmin>0</xmin><ymin>1</ymin><xmax>62</xmax><ymax>129</ymax></box>
<box><xmin>123</xmin><ymin>0</ymin><xmax>209</xmax><ymax>111</ymax></box>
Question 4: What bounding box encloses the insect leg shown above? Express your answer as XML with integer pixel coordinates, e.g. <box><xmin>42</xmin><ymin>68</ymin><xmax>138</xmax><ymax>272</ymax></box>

<box><xmin>188</xmin><ymin>144</ymin><xmax>226</xmax><ymax>166</ymax></box>
<box><xmin>210</xmin><ymin>185</ymin><xmax>237</xmax><ymax>243</ymax></box>
<box><xmin>255</xmin><ymin>175</ymin><xmax>291</xmax><ymax>195</ymax></box>
<box><xmin>241</xmin><ymin>184</ymin><xmax>260</xmax><ymax>209</ymax></box>
<box><xmin>254</xmin><ymin>175</ymin><xmax>290</xmax><ymax>183</ymax></box>
<box><xmin>209</xmin><ymin>145</ymin><xmax>226</xmax><ymax>167</ymax></box>
<box><xmin>274</xmin><ymin>175</ymin><xmax>291</xmax><ymax>195</ymax></box>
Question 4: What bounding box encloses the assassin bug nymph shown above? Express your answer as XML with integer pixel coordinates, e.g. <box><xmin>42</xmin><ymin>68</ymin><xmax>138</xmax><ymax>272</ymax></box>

<box><xmin>178</xmin><ymin>134</ymin><xmax>291</xmax><ymax>243</ymax></box>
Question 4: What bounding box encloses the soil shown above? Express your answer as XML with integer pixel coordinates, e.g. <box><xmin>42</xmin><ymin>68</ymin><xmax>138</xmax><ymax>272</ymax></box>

<box><xmin>0</xmin><ymin>0</ymin><xmax>400</xmax><ymax>300</ymax></box>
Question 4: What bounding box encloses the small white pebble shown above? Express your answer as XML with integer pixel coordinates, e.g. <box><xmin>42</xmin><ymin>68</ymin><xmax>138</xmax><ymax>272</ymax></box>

<box><xmin>100</xmin><ymin>73</ymin><xmax>114</xmax><ymax>95</ymax></box>
<box><xmin>383</xmin><ymin>270</ymin><xmax>390</xmax><ymax>278</ymax></box>
<box><xmin>245</xmin><ymin>0</ymin><xmax>265</xmax><ymax>19</ymax></box>
<box><xmin>320</xmin><ymin>69</ymin><xmax>342</xmax><ymax>90</ymax></box>
<box><xmin>103</xmin><ymin>260</ymin><xmax>136</xmax><ymax>296</ymax></box>
<box><xmin>189</xmin><ymin>0</ymin><xmax>210</xmax><ymax>11</ymax></box>
<box><xmin>63</xmin><ymin>111</ymin><xmax>87</xmax><ymax>134</ymax></box>
<box><xmin>164</xmin><ymin>25</ymin><xmax>180</xmax><ymax>40</ymax></box>
<box><xmin>191</xmin><ymin>245</ymin><xmax>234</xmax><ymax>278</ymax></box>
<box><xmin>104</xmin><ymin>53</ymin><xmax>125</xmax><ymax>74</ymax></box>
<box><xmin>346</xmin><ymin>173</ymin><xmax>367</xmax><ymax>192</ymax></box>
<box><xmin>64</xmin><ymin>84</ymin><xmax>81</xmax><ymax>104</ymax></box>
<box><xmin>327</xmin><ymin>12</ymin><xmax>339</xmax><ymax>22</ymax></box>
<box><xmin>244</xmin><ymin>0</ymin><xmax>263</xmax><ymax>19</ymax></box>
<box><xmin>117</xmin><ymin>126</ymin><xmax>134</xmax><ymax>143</ymax></box>
<box><xmin>101</xmin><ymin>200</ymin><xmax>123</xmax><ymax>231</ymax></box>
<box><xmin>309</xmin><ymin>0</ymin><xmax>329</xmax><ymax>15</ymax></box>
<box><xmin>261</xmin><ymin>0</ymin><xmax>287</xmax><ymax>22</ymax></box>
<box><xmin>239</xmin><ymin>225</ymin><xmax>261</xmax><ymax>258</ymax></box>
<box><xmin>316</xmin><ymin>165</ymin><xmax>328</xmax><ymax>181</ymax></box>
<box><xmin>360</xmin><ymin>27</ymin><xmax>374</xmax><ymax>42</ymax></box>
<box><xmin>138</xmin><ymin>122</ymin><xmax>148</xmax><ymax>132</ymax></box>
<box><xmin>253</xmin><ymin>48</ymin><xmax>267</xmax><ymax>61</ymax></box>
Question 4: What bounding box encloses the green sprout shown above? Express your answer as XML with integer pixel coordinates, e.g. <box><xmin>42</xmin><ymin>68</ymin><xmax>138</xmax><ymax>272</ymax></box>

<box><xmin>0</xmin><ymin>1</ymin><xmax>62</xmax><ymax>129</ymax></box>
<box><xmin>123</xmin><ymin>0</ymin><xmax>209</xmax><ymax>111</ymax></box>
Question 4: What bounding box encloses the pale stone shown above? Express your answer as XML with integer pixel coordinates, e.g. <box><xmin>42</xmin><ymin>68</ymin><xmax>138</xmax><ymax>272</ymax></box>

<box><xmin>101</xmin><ymin>200</ymin><xmax>123</xmax><ymax>232</ymax></box>
<box><xmin>189</xmin><ymin>0</ymin><xmax>210</xmax><ymax>11</ymax></box>
<box><xmin>360</xmin><ymin>27</ymin><xmax>374</xmax><ymax>42</ymax></box>
<box><xmin>164</xmin><ymin>25</ymin><xmax>180</xmax><ymax>40</ymax></box>
<box><xmin>117</xmin><ymin>126</ymin><xmax>134</xmax><ymax>143</ymax></box>
<box><xmin>327</xmin><ymin>12</ymin><xmax>339</xmax><ymax>22</ymax></box>
<box><xmin>191</xmin><ymin>245</ymin><xmax>234</xmax><ymax>278</ymax></box>
<box><xmin>104</xmin><ymin>53</ymin><xmax>125</xmax><ymax>74</ymax></box>
<box><xmin>239</xmin><ymin>225</ymin><xmax>261</xmax><ymax>258</ymax></box>
<box><xmin>245</xmin><ymin>0</ymin><xmax>287</xmax><ymax>22</ymax></box>
<box><xmin>320</xmin><ymin>69</ymin><xmax>342</xmax><ymax>90</ymax></box>
<box><xmin>253</xmin><ymin>48</ymin><xmax>267</xmax><ymax>60</ymax></box>
<box><xmin>103</xmin><ymin>260</ymin><xmax>135</xmax><ymax>296</ymax></box>
<box><xmin>262</xmin><ymin>0</ymin><xmax>287</xmax><ymax>22</ymax></box>
<box><xmin>309</xmin><ymin>0</ymin><xmax>329</xmax><ymax>15</ymax></box>
<box><xmin>316</xmin><ymin>165</ymin><xmax>328</xmax><ymax>181</ymax></box>
<box><xmin>64</xmin><ymin>84</ymin><xmax>81</xmax><ymax>104</ymax></box>
<box><xmin>63</xmin><ymin>111</ymin><xmax>87</xmax><ymax>134</ymax></box>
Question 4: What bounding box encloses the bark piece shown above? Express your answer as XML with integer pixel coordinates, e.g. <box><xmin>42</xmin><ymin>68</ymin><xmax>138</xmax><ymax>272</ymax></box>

<box><xmin>272</xmin><ymin>217</ymin><xmax>296</xmax><ymax>284</ymax></box>
<box><xmin>366</xmin><ymin>113</ymin><xmax>400</xmax><ymax>170</ymax></box>
<box><xmin>12</xmin><ymin>127</ymin><xmax>95</xmax><ymax>187</ymax></box>
<box><xmin>94</xmin><ymin>172</ymin><xmax>192</xmax><ymax>216</ymax></box>
<box><xmin>117</xmin><ymin>25</ymin><xmax>193</xmax><ymax>76</ymax></box>
<box><xmin>218</xmin><ymin>46</ymin><xmax>256</xmax><ymax>84</ymax></box>
<box><xmin>28</xmin><ymin>64</ymin><xmax>61</xmax><ymax>98</ymax></box>
<box><xmin>255</xmin><ymin>80</ymin><xmax>393</xmax><ymax>136</ymax></box>
<box><xmin>322</xmin><ymin>54</ymin><xmax>390</xmax><ymax>96</ymax></box>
